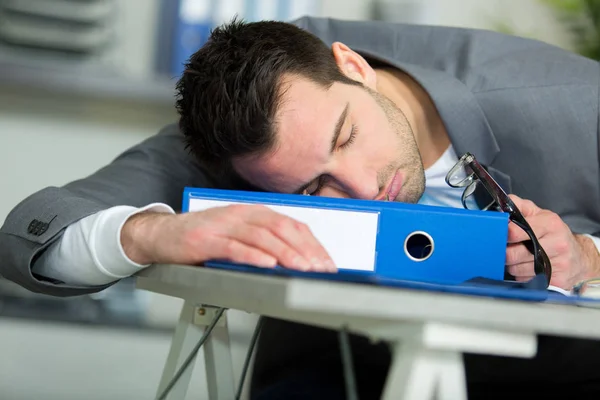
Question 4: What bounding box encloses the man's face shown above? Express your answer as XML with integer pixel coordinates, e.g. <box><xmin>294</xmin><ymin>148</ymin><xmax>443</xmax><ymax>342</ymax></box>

<box><xmin>233</xmin><ymin>74</ymin><xmax>426</xmax><ymax>203</ymax></box>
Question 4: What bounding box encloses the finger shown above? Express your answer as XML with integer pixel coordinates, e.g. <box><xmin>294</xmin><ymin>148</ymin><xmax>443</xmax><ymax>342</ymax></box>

<box><xmin>266</xmin><ymin>218</ymin><xmax>336</xmax><ymax>272</ymax></box>
<box><xmin>506</xmin><ymin>261</ymin><xmax>536</xmax><ymax>280</ymax></box>
<box><xmin>204</xmin><ymin>236</ymin><xmax>278</xmax><ymax>268</ymax></box>
<box><xmin>506</xmin><ymin>233</ymin><xmax>565</xmax><ymax>265</ymax></box>
<box><xmin>506</xmin><ymin>220</ymin><xmax>531</xmax><ymax>244</ymax></box>
<box><xmin>506</xmin><ymin>210</ymin><xmax>558</xmax><ymax>244</ymax></box>
<box><xmin>218</xmin><ymin>205</ymin><xmax>336</xmax><ymax>272</ymax></box>
<box><xmin>505</xmin><ymin>242</ymin><xmax>535</xmax><ymax>266</ymax></box>
<box><xmin>515</xmin><ymin>274</ymin><xmax>536</xmax><ymax>282</ymax></box>
<box><xmin>245</xmin><ymin>206</ymin><xmax>336</xmax><ymax>272</ymax></box>
<box><xmin>228</xmin><ymin>223</ymin><xmax>314</xmax><ymax>271</ymax></box>
<box><xmin>508</xmin><ymin>194</ymin><xmax>542</xmax><ymax>218</ymax></box>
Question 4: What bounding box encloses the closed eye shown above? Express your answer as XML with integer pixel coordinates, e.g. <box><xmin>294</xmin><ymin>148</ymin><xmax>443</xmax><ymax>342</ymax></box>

<box><xmin>339</xmin><ymin>124</ymin><xmax>358</xmax><ymax>150</ymax></box>
<box><xmin>306</xmin><ymin>125</ymin><xmax>358</xmax><ymax>196</ymax></box>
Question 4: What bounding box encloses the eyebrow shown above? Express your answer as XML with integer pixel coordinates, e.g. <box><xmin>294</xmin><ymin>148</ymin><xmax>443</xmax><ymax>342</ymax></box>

<box><xmin>292</xmin><ymin>102</ymin><xmax>349</xmax><ymax>194</ymax></box>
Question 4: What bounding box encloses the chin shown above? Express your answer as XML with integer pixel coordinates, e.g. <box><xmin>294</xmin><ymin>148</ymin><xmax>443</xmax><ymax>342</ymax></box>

<box><xmin>398</xmin><ymin>174</ymin><xmax>425</xmax><ymax>204</ymax></box>
<box><xmin>395</xmin><ymin>188</ymin><xmax>422</xmax><ymax>204</ymax></box>
<box><xmin>394</xmin><ymin>195</ymin><xmax>414</xmax><ymax>204</ymax></box>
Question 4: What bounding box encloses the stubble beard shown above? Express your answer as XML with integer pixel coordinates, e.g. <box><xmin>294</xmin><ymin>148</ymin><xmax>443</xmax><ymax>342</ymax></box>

<box><xmin>366</xmin><ymin>87</ymin><xmax>426</xmax><ymax>204</ymax></box>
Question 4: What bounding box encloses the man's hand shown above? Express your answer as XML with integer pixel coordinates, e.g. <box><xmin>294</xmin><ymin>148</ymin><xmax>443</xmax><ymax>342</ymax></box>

<box><xmin>120</xmin><ymin>204</ymin><xmax>336</xmax><ymax>272</ymax></box>
<box><xmin>505</xmin><ymin>194</ymin><xmax>600</xmax><ymax>289</ymax></box>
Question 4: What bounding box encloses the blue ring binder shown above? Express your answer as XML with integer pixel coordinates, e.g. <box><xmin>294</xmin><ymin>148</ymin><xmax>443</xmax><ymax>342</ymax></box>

<box><xmin>182</xmin><ymin>187</ymin><xmax>509</xmax><ymax>285</ymax></box>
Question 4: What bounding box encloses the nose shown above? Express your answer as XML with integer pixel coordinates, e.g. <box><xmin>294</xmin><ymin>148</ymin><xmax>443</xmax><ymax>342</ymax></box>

<box><xmin>330</xmin><ymin>163</ymin><xmax>380</xmax><ymax>200</ymax></box>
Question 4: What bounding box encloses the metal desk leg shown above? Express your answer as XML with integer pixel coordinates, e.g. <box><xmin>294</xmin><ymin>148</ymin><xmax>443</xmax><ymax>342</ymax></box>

<box><xmin>155</xmin><ymin>301</ymin><xmax>204</xmax><ymax>400</ymax></box>
<box><xmin>198</xmin><ymin>307</ymin><xmax>236</xmax><ymax>399</ymax></box>
<box><xmin>155</xmin><ymin>302</ymin><xmax>235</xmax><ymax>400</ymax></box>
<box><xmin>380</xmin><ymin>322</ymin><xmax>537</xmax><ymax>400</ymax></box>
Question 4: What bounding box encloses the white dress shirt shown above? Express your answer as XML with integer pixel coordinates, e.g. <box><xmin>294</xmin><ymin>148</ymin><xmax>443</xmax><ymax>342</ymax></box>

<box><xmin>32</xmin><ymin>145</ymin><xmax>600</xmax><ymax>286</ymax></box>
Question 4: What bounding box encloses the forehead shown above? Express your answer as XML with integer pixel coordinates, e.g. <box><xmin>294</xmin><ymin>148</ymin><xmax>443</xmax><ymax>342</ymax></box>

<box><xmin>234</xmin><ymin>75</ymin><xmax>343</xmax><ymax>192</ymax></box>
<box><xmin>277</xmin><ymin>75</ymin><xmax>337</xmax><ymax>131</ymax></box>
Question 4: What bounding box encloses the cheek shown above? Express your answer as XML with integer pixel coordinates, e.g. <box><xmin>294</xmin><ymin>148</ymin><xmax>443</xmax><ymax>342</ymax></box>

<box><xmin>357</xmin><ymin>115</ymin><xmax>396</xmax><ymax>156</ymax></box>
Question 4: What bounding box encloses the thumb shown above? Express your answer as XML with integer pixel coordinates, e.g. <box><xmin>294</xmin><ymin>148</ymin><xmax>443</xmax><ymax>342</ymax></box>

<box><xmin>508</xmin><ymin>194</ymin><xmax>542</xmax><ymax>218</ymax></box>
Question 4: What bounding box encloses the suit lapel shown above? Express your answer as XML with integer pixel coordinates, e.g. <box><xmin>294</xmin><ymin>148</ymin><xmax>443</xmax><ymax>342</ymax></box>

<box><xmin>485</xmin><ymin>167</ymin><xmax>512</xmax><ymax>194</ymax></box>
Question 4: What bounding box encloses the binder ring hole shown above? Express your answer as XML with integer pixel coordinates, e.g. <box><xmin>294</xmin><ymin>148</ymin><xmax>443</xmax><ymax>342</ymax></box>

<box><xmin>404</xmin><ymin>231</ymin><xmax>434</xmax><ymax>262</ymax></box>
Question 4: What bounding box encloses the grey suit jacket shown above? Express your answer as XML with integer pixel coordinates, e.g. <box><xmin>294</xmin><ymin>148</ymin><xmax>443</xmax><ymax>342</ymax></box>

<box><xmin>1</xmin><ymin>16</ymin><xmax>599</xmax><ymax>297</ymax></box>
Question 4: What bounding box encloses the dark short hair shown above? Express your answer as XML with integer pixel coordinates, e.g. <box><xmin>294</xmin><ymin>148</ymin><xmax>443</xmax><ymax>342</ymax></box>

<box><xmin>175</xmin><ymin>17</ymin><xmax>361</xmax><ymax>187</ymax></box>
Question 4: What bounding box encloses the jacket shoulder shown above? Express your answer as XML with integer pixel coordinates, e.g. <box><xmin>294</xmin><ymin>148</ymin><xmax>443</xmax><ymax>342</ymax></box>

<box><xmin>292</xmin><ymin>16</ymin><xmax>598</xmax><ymax>90</ymax></box>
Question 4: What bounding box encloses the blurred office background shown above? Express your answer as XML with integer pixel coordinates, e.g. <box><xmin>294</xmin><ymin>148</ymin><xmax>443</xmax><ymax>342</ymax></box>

<box><xmin>0</xmin><ymin>0</ymin><xmax>592</xmax><ymax>399</ymax></box>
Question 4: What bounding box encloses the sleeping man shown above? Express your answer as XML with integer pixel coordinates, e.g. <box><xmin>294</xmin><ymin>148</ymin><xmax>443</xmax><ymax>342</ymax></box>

<box><xmin>1</xmin><ymin>16</ymin><xmax>600</xmax><ymax>399</ymax></box>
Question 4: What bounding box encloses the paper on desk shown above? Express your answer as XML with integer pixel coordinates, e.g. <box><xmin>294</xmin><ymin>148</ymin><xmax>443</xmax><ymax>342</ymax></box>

<box><xmin>548</xmin><ymin>283</ymin><xmax>600</xmax><ymax>298</ymax></box>
<box><xmin>547</xmin><ymin>285</ymin><xmax>571</xmax><ymax>296</ymax></box>
<box><xmin>547</xmin><ymin>284</ymin><xmax>600</xmax><ymax>308</ymax></box>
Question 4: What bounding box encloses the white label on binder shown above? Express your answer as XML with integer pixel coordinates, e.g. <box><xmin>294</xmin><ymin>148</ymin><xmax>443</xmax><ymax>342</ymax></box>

<box><xmin>188</xmin><ymin>198</ymin><xmax>379</xmax><ymax>271</ymax></box>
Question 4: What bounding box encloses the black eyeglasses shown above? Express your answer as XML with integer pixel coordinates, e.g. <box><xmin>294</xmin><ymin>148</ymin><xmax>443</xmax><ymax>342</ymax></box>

<box><xmin>445</xmin><ymin>152</ymin><xmax>552</xmax><ymax>287</ymax></box>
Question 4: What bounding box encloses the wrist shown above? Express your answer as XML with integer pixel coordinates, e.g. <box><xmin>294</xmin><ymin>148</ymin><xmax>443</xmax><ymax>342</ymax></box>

<box><xmin>576</xmin><ymin>234</ymin><xmax>600</xmax><ymax>280</ymax></box>
<box><xmin>121</xmin><ymin>211</ymin><xmax>171</xmax><ymax>265</ymax></box>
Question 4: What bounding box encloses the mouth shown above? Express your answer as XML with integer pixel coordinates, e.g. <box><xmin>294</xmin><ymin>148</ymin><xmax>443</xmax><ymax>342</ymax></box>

<box><xmin>378</xmin><ymin>170</ymin><xmax>403</xmax><ymax>201</ymax></box>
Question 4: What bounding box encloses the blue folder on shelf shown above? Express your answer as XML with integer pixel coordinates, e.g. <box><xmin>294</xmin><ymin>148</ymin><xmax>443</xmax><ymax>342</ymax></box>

<box><xmin>182</xmin><ymin>187</ymin><xmax>510</xmax><ymax>285</ymax></box>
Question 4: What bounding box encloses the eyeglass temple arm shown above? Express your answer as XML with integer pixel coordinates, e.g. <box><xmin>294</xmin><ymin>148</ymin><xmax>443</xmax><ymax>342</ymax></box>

<box><xmin>467</xmin><ymin>157</ymin><xmax>552</xmax><ymax>285</ymax></box>
<box><xmin>510</xmin><ymin>216</ymin><xmax>552</xmax><ymax>285</ymax></box>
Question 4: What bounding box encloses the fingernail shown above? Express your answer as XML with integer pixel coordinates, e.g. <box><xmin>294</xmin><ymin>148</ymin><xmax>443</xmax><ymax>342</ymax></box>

<box><xmin>324</xmin><ymin>259</ymin><xmax>336</xmax><ymax>272</ymax></box>
<box><xmin>311</xmin><ymin>258</ymin><xmax>324</xmax><ymax>269</ymax></box>
<box><xmin>259</xmin><ymin>256</ymin><xmax>277</xmax><ymax>268</ymax></box>
<box><xmin>294</xmin><ymin>257</ymin><xmax>311</xmax><ymax>271</ymax></box>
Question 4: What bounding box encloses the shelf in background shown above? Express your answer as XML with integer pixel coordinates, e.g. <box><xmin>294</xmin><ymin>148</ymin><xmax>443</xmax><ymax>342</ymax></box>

<box><xmin>0</xmin><ymin>53</ymin><xmax>178</xmax><ymax>108</ymax></box>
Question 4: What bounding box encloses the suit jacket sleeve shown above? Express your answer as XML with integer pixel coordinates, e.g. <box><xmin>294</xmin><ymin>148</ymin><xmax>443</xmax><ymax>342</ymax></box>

<box><xmin>0</xmin><ymin>123</ymin><xmax>213</xmax><ymax>297</ymax></box>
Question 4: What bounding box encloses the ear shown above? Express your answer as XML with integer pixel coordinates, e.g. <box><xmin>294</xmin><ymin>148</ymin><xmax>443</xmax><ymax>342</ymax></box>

<box><xmin>331</xmin><ymin>42</ymin><xmax>377</xmax><ymax>89</ymax></box>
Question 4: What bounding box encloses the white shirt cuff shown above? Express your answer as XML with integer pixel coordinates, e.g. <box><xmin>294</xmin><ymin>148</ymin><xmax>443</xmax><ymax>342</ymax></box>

<box><xmin>583</xmin><ymin>234</ymin><xmax>600</xmax><ymax>256</ymax></box>
<box><xmin>94</xmin><ymin>203</ymin><xmax>175</xmax><ymax>278</ymax></box>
